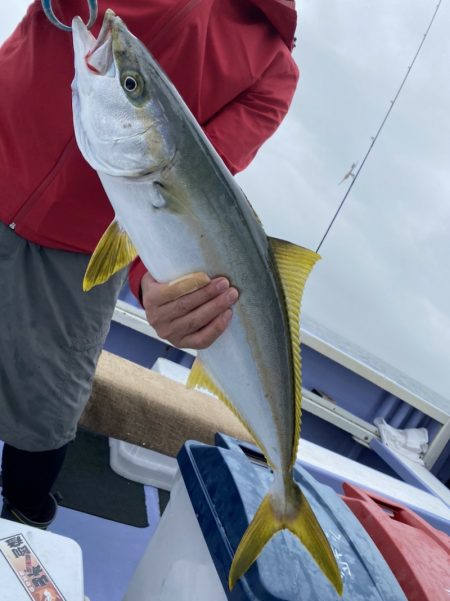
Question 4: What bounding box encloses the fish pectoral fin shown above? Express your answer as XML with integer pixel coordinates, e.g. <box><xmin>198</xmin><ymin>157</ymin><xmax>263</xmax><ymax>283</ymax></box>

<box><xmin>268</xmin><ymin>237</ymin><xmax>321</xmax><ymax>466</ymax></box>
<box><xmin>229</xmin><ymin>481</ymin><xmax>343</xmax><ymax>596</ymax></box>
<box><xmin>83</xmin><ymin>220</ymin><xmax>138</xmax><ymax>291</ymax></box>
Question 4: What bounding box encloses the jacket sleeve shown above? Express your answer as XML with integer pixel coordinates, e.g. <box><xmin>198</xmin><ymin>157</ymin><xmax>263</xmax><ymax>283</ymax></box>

<box><xmin>204</xmin><ymin>55</ymin><xmax>299</xmax><ymax>174</ymax></box>
<box><xmin>128</xmin><ymin>55</ymin><xmax>299</xmax><ymax>302</ymax></box>
<box><xmin>128</xmin><ymin>257</ymin><xmax>149</xmax><ymax>305</ymax></box>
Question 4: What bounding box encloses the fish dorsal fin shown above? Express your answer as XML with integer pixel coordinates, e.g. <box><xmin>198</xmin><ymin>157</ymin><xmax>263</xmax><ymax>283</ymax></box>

<box><xmin>83</xmin><ymin>220</ymin><xmax>138</xmax><ymax>291</ymax></box>
<box><xmin>269</xmin><ymin>237</ymin><xmax>320</xmax><ymax>467</ymax></box>
<box><xmin>187</xmin><ymin>359</ymin><xmax>268</xmax><ymax>456</ymax></box>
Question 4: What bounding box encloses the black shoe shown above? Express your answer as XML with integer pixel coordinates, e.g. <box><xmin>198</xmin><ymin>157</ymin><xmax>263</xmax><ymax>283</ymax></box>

<box><xmin>1</xmin><ymin>493</ymin><xmax>59</xmax><ymax>530</ymax></box>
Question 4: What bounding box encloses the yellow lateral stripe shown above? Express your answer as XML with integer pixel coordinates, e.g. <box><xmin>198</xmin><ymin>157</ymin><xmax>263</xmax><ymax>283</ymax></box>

<box><xmin>187</xmin><ymin>360</ymin><xmax>272</xmax><ymax>465</ymax></box>
<box><xmin>269</xmin><ymin>238</ymin><xmax>320</xmax><ymax>468</ymax></box>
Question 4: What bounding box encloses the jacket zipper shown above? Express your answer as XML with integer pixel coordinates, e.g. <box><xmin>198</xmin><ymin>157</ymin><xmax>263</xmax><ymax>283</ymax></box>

<box><xmin>9</xmin><ymin>135</ymin><xmax>76</xmax><ymax>230</ymax></box>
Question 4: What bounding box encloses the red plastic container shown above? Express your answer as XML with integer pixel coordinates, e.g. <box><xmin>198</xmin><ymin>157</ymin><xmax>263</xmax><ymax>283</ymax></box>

<box><xmin>342</xmin><ymin>482</ymin><xmax>450</xmax><ymax>601</ymax></box>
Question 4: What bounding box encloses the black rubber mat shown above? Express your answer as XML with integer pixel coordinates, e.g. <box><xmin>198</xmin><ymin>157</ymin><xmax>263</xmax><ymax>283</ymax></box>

<box><xmin>53</xmin><ymin>428</ymin><xmax>148</xmax><ymax>528</ymax></box>
<box><xmin>158</xmin><ymin>489</ymin><xmax>170</xmax><ymax>514</ymax></box>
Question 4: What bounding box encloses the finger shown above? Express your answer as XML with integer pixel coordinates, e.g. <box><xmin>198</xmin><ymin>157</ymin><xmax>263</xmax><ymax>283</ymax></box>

<box><xmin>160</xmin><ymin>272</ymin><xmax>211</xmax><ymax>304</ymax></box>
<box><xmin>168</xmin><ymin>287</ymin><xmax>238</xmax><ymax>338</ymax></box>
<box><xmin>178</xmin><ymin>309</ymin><xmax>233</xmax><ymax>349</ymax></box>
<box><xmin>154</xmin><ymin>277</ymin><xmax>231</xmax><ymax>320</ymax></box>
<box><xmin>142</xmin><ymin>271</ymin><xmax>211</xmax><ymax>307</ymax></box>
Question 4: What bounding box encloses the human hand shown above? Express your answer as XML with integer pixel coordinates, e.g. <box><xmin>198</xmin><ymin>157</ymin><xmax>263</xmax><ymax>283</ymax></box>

<box><xmin>141</xmin><ymin>271</ymin><xmax>239</xmax><ymax>349</ymax></box>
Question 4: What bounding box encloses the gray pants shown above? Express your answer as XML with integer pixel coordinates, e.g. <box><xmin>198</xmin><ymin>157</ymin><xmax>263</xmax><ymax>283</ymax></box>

<box><xmin>0</xmin><ymin>222</ymin><xmax>127</xmax><ymax>451</ymax></box>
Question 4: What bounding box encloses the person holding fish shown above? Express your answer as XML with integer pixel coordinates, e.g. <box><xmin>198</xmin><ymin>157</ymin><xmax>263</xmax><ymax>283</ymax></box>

<box><xmin>0</xmin><ymin>0</ymin><xmax>299</xmax><ymax>530</ymax></box>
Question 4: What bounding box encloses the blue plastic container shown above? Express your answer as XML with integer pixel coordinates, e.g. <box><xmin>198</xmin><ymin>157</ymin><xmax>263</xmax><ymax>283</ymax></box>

<box><xmin>177</xmin><ymin>435</ymin><xmax>408</xmax><ymax>601</ymax></box>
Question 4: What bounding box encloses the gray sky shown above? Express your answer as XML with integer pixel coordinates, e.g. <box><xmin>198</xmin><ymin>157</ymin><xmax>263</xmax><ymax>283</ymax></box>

<box><xmin>237</xmin><ymin>0</ymin><xmax>450</xmax><ymax>402</ymax></box>
<box><xmin>1</xmin><ymin>1</ymin><xmax>449</xmax><ymax>401</ymax></box>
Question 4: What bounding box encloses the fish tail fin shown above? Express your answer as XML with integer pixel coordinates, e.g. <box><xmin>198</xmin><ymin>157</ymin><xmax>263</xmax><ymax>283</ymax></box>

<box><xmin>228</xmin><ymin>493</ymin><xmax>280</xmax><ymax>591</ymax></box>
<box><xmin>229</xmin><ymin>479</ymin><xmax>343</xmax><ymax>596</ymax></box>
<box><xmin>285</xmin><ymin>486</ymin><xmax>343</xmax><ymax>596</ymax></box>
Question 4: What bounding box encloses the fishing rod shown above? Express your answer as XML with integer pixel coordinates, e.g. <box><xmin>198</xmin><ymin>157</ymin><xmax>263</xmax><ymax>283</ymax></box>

<box><xmin>41</xmin><ymin>0</ymin><xmax>98</xmax><ymax>31</ymax></box>
<box><xmin>315</xmin><ymin>0</ymin><xmax>443</xmax><ymax>254</ymax></box>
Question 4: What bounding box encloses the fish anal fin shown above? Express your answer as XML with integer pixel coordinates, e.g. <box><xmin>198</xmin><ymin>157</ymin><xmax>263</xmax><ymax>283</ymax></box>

<box><xmin>187</xmin><ymin>360</ymin><xmax>268</xmax><ymax>456</ymax></box>
<box><xmin>268</xmin><ymin>238</ymin><xmax>320</xmax><ymax>466</ymax></box>
<box><xmin>83</xmin><ymin>220</ymin><xmax>138</xmax><ymax>291</ymax></box>
<box><xmin>186</xmin><ymin>359</ymin><xmax>231</xmax><ymax>404</ymax></box>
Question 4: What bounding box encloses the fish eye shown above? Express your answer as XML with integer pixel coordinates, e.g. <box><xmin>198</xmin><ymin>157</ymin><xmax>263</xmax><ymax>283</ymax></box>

<box><xmin>121</xmin><ymin>71</ymin><xmax>144</xmax><ymax>97</ymax></box>
<box><xmin>125</xmin><ymin>76</ymin><xmax>137</xmax><ymax>91</ymax></box>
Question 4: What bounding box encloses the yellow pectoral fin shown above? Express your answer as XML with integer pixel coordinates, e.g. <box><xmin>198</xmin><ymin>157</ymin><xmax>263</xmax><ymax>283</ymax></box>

<box><xmin>83</xmin><ymin>220</ymin><xmax>138</xmax><ymax>291</ymax></box>
<box><xmin>268</xmin><ymin>238</ymin><xmax>321</xmax><ymax>466</ymax></box>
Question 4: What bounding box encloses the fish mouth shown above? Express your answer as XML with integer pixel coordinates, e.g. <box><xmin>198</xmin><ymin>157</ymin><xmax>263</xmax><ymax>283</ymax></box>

<box><xmin>72</xmin><ymin>9</ymin><xmax>117</xmax><ymax>77</ymax></box>
<box><xmin>72</xmin><ymin>11</ymin><xmax>176</xmax><ymax>176</ymax></box>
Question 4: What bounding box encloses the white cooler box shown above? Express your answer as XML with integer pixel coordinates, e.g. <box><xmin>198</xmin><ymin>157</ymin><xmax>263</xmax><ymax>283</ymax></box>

<box><xmin>124</xmin><ymin>473</ymin><xmax>226</xmax><ymax>601</ymax></box>
<box><xmin>0</xmin><ymin>517</ymin><xmax>84</xmax><ymax>601</ymax></box>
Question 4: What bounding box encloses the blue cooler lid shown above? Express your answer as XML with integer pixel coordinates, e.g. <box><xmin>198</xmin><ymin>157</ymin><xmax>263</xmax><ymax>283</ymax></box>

<box><xmin>177</xmin><ymin>434</ymin><xmax>408</xmax><ymax>601</ymax></box>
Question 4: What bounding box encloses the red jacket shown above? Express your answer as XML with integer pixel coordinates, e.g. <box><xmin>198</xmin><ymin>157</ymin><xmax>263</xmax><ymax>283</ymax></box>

<box><xmin>0</xmin><ymin>0</ymin><xmax>299</xmax><ymax>299</ymax></box>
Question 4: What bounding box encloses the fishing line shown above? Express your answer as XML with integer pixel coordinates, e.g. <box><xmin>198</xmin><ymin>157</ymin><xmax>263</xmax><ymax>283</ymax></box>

<box><xmin>315</xmin><ymin>0</ymin><xmax>443</xmax><ymax>254</ymax></box>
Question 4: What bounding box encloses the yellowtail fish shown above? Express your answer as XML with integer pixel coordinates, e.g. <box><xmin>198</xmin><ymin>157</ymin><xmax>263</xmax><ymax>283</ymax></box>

<box><xmin>71</xmin><ymin>10</ymin><xmax>342</xmax><ymax>595</ymax></box>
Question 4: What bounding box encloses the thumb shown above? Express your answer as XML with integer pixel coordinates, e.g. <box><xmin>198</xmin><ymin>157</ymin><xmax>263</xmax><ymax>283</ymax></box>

<box><xmin>147</xmin><ymin>271</ymin><xmax>211</xmax><ymax>305</ymax></box>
